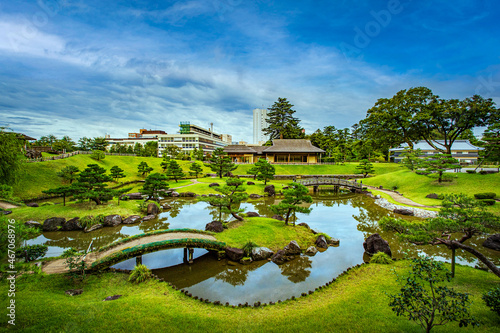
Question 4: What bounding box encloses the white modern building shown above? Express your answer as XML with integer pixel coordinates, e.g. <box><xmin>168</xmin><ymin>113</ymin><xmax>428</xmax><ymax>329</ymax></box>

<box><xmin>253</xmin><ymin>108</ymin><xmax>269</xmax><ymax>145</ymax></box>
<box><xmin>390</xmin><ymin>140</ymin><xmax>484</xmax><ymax>164</ymax></box>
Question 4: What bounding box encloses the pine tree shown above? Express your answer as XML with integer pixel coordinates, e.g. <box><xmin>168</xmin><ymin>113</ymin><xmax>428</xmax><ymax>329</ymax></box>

<box><xmin>110</xmin><ymin>165</ymin><xmax>126</xmax><ymax>182</ymax></box>
<box><xmin>263</xmin><ymin>97</ymin><xmax>304</xmax><ymax>140</ymax></box>
<box><xmin>137</xmin><ymin>161</ymin><xmax>153</xmax><ymax>177</ymax></box>
<box><xmin>255</xmin><ymin>158</ymin><xmax>275</xmax><ymax>185</ymax></box>
<box><xmin>355</xmin><ymin>159</ymin><xmax>375</xmax><ymax>178</ymax></box>
<box><xmin>141</xmin><ymin>173</ymin><xmax>169</xmax><ymax>202</ymax></box>
<box><xmin>166</xmin><ymin>160</ymin><xmax>185</xmax><ymax>183</ymax></box>
<box><xmin>269</xmin><ymin>182</ymin><xmax>312</xmax><ymax>225</ymax></box>
<box><xmin>199</xmin><ymin>178</ymin><xmax>248</xmax><ymax>221</ymax></box>
<box><xmin>189</xmin><ymin>162</ymin><xmax>203</xmax><ymax>178</ymax></box>
<box><xmin>160</xmin><ymin>155</ymin><xmax>171</xmax><ymax>171</ymax></box>
<box><xmin>56</xmin><ymin>166</ymin><xmax>80</xmax><ymax>184</ymax></box>
<box><xmin>71</xmin><ymin>164</ymin><xmax>113</xmax><ymax>205</ymax></box>
<box><xmin>205</xmin><ymin>148</ymin><xmax>237</xmax><ymax>178</ymax></box>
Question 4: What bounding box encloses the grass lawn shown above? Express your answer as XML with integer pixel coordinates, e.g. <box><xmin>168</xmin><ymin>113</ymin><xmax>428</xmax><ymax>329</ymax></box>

<box><xmin>5</xmin><ymin>260</ymin><xmax>498</xmax><ymax>332</ymax></box>
<box><xmin>363</xmin><ymin>169</ymin><xmax>500</xmax><ymax>214</ymax></box>
<box><xmin>215</xmin><ymin>217</ymin><xmax>318</xmax><ymax>251</ymax></box>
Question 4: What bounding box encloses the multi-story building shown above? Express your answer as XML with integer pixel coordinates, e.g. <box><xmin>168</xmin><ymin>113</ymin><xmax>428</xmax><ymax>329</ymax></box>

<box><xmin>390</xmin><ymin>140</ymin><xmax>483</xmax><ymax>164</ymax></box>
<box><xmin>253</xmin><ymin>108</ymin><xmax>269</xmax><ymax>144</ymax></box>
<box><xmin>157</xmin><ymin>122</ymin><xmax>227</xmax><ymax>157</ymax></box>
<box><xmin>128</xmin><ymin>129</ymin><xmax>166</xmax><ymax>138</ymax></box>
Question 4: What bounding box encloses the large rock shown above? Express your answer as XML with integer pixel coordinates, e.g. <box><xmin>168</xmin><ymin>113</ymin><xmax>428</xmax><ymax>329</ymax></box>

<box><xmin>171</xmin><ymin>191</ymin><xmax>180</xmax><ymax>197</ymax></box>
<box><xmin>205</xmin><ymin>221</ymin><xmax>224</xmax><ymax>233</ymax></box>
<box><xmin>26</xmin><ymin>202</ymin><xmax>39</xmax><ymax>208</ymax></box>
<box><xmin>62</xmin><ymin>217</ymin><xmax>83</xmax><ymax>231</ymax></box>
<box><xmin>104</xmin><ymin>295</ymin><xmax>122</xmax><ymax>301</ymax></box>
<box><xmin>24</xmin><ymin>220</ymin><xmax>42</xmax><ymax>229</ymax></box>
<box><xmin>103</xmin><ymin>215</ymin><xmax>122</xmax><ymax>227</ymax></box>
<box><xmin>122</xmin><ymin>192</ymin><xmax>143</xmax><ymax>200</ymax></box>
<box><xmin>426</xmin><ymin>193</ymin><xmax>439</xmax><ymax>199</ymax></box>
<box><xmin>179</xmin><ymin>192</ymin><xmax>196</xmax><ymax>197</ymax></box>
<box><xmin>305</xmin><ymin>246</ymin><xmax>318</xmax><ymax>256</ymax></box>
<box><xmin>393</xmin><ymin>208</ymin><xmax>414</xmax><ymax>216</ymax></box>
<box><xmin>271</xmin><ymin>250</ymin><xmax>286</xmax><ymax>265</ymax></box>
<box><xmin>298</xmin><ymin>222</ymin><xmax>310</xmax><ymax>230</ymax></box>
<box><xmin>272</xmin><ymin>214</ymin><xmax>285</xmax><ymax>221</ymax></box>
<box><xmin>328</xmin><ymin>238</ymin><xmax>340</xmax><ymax>246</ymax></box>
<box><xmin>483</xmin><ymin>234</ymin><xmax>500</xmax><ymax>251</ymax></box>
<box><xmin>142</xmin><ymin>215</ymin><xmax>156</xmax><ymax>222</ymax></box>
<box><xmin>363</xmin><ymin>233</ymin><xmax>392</xmax><ymax>257</ymax></box>
<box><xmin>122</xmin><ymin>215</ymin><xmax>142</xmax><ymax>224</ymax></box>
<box><xmin>162</xmin><ymin>204</ymin><xmax>172</xmax><ymax>210</ymax></box>
<box><xmin>246</xmin><ymin>212</ymin><xmax>260</xmax><ymax>217</ymax></box>
<box><xmin>209</xmin><ymin>183</ymin><xmax>220</xmax><ymax>187</ymax></box>
<box><xmin>84</xmin><ymin>224</ymin><xmax>103</xmax><ymax>233</ymax></box>
<box><xmin>249</xmin><ymin>194</ymin><xmax>263</xmax><ymax>199</ymax></box>
<box><xmin>264</xmin><ymin>185</ymin><xmax>275</xmax><ymax>196</ymax></box>
<box><xmin>247</xmin><ymin>182</ymin><xmax>255</xmax><ymax>185</ymax></box>
<box><xmin>2</xmin><ymin>210</ymin><xmax>12</xmax><ymax>215</ymax></box>
<box><xmin>147</xmin><ymin>203</ymin><xmax>160</xmax><ymax>216</ymax></box>
<box><xmin>43</xmin><ymin>217</ymin><xmax>66</xmax><ymax>231</ymax></box>
<box><xmin>251</xmin><ymin>247</ymin><xmax>274</xmax><ymax>261</ymax></box>
<box><xmin>315</xmin><ymin>235</ymin><xmax>328</xmax><ymax>249</ymax></box>
<box><xmin>65</xmin><ymin>289</ymin><xmax>83</xmax><ymax>296</ymax></box>
<box><xmin>283</xmin><ymin>240</ymin><xmax>301</xmax><ymax>255</ymax></box>
<box><xmin>225</xmin><ymin>247</ymin><xmax>244</xmax><ymax>262</ymax></box>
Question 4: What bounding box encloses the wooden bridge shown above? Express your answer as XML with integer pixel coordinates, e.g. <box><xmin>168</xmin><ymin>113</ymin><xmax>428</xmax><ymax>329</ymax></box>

<box><xmin>297</xmin><ymin>177</ymin><xmax>363</xmax><ymax>192</ymax></box>
<box><xmin>42</xmin><ymin>229</ymin><xmax>226</xmax><ymax>274</ymax></box>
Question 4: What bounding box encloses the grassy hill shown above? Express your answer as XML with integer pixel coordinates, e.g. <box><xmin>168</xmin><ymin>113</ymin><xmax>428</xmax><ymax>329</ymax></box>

<box><xmin>12</xmin><ymin>155</ymin><xmax>400</xmax><ymax>200</ymax></box>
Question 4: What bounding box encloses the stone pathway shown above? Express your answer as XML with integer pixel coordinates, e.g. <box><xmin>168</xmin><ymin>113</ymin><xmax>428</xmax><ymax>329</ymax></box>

<box><xmin>171</xmin><ymin>179</ymin><xmax>201</xmax><ymax>189</ymax></box>
<box><xmin>364</xmin><ymin>185</ymin><xmax>439</xmax><ymax>208</ymax></box>
<box><xmin>41</xmin><ymin>231</ymin><xmax>217</xmax><ymax>274</ymax></box>
<box><xmin>0</xmin><ymin>201</ymin><xmax>18</xmax><ymax>210</ymax></box>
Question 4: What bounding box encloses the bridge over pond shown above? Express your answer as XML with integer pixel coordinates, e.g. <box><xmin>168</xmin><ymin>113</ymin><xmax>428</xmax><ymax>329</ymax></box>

<box><xmin>297</xmin><ymin>177</ymin><xmax>363</xmax><ymax>192</ymax></box>
<box><xmin>42</xmin><ymin>229</ymin><xmax>225</xmax><ymax>274</ymax></box>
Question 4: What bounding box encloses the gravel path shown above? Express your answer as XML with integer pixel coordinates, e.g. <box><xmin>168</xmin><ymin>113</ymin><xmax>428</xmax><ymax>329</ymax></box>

<box><xmin>171</xmin><ymin>179</ymin><xmax>201</xmax><ymax>189</ymax></box>
<box><xmin>0</xmin><ymin>201</ymin><xmax>19</xmax><ymax>209</ymax></box>
<box><xmin>42</xmin><ymin>232</ymin><xmax>216</xmax><ymax>274</ymax></box>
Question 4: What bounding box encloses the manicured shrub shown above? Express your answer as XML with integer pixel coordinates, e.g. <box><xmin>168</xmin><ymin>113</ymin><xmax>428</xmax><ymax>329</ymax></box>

<box><xmin>483</xmin><ymin>286</ymin><xmax>500</xmax><ymax>317</ymax></box>
<box><xmin>481</xmin><ymin>199</ymin><xmax>496</xmax><ymax>206</ymax></box>
<box><xmin>370</xmin><ymin>252</ymin><xmax>392</xmax><ymax>264</ymax></box>
<box><xmin>128</xmin><ymin>264</ymin><xmax>152</xmax><ymax>283</ymax></box>
<box><xmin>474</xmin><ymin>192</ymin><xmax>496</xmax><ymax>199</ymax></box>
<box><xmin>80</xmin><ymin>215</ymin><xmax>105</xmax><ymax>228</ymax></box>
<box><xmin>40</xmin><ymin>202</ymin><xmax>55</xmax><ymax>206</ymax></box>
<box><xmin>15</xmin><ymin>244</ymin><xmax>48</xmax><ymax>262</ymax></box>
<box><xmin>62</xmin><ymin>248</ymin><xmax>82</xmax><ymax>258</ymax></box>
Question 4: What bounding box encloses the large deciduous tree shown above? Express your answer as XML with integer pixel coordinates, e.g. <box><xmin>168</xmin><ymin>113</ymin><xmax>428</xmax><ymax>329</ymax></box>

<box><xmin>205</xmin><ymin>148</ymin><xmax>237</xmax><ymax>178</ymax></box>
<box><xmin>263</xmin><ymin>97</ymin><xmax>304</xmax><ymax>140</ymax></box>
<box><xmin>380</xmin><ymin>194</ymin><xmax>500</xmax><ymax>278</ymax></box>
<box><xmin>270</xmin><ymin>182</ymin><xmax>313</xmax><ymax>226</ymax></box>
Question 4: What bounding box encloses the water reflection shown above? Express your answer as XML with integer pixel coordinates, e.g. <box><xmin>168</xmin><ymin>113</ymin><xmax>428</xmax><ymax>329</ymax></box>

<box><xmin>27</xmin><ymin>193</ymin><xmax>499</xmax><ymax>305</ymax></box>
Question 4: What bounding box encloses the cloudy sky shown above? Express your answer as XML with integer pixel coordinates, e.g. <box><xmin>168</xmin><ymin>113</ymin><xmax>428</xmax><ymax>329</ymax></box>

<box><xmin>1</xmin><ymin>0</ymin><xmax>499</xmax><ymax>143</ymax></box>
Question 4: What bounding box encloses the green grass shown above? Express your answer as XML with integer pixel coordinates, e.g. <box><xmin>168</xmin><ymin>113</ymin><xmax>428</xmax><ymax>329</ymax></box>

<box><xmin>9</xmin><ymin>199</ymin><xmax>143</xmax><ymax>222</ymax></box>
<box><xmin>363</xmin><ymin>169</ymin><xmax>500</xmax><ymax>213</ymax></box>
<box><xmin>4</xmin><ymin>260</ymin><xmax>498</xmax><ymax>332</ymax></box>
<box><xmin>215</xmin><ymin>217</ymin><xmax>318</xmax><ymax>251</ymax></box>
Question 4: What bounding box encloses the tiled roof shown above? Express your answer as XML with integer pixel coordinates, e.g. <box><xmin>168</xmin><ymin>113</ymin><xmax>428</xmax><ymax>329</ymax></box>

<box><xmin>263</xmin><ymin>139</ymin><xmax>325</xmax><ymax>153</ymax></box>
<box><xmin>389</xmin><ymin>140</ymin><xmax>483</xmax><ymax>151</ymax></box>
<box><xmin>224</xmin><ymin>145</ymin><xmax>258</xmax><ymax>154</ymax></box>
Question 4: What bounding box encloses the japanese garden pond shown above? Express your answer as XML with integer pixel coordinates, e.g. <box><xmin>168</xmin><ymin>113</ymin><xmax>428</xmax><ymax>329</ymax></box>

<box><xmin>27</xmin><ymin>192</ymin><xmax>500</xmax><ymax>305</ymax></box>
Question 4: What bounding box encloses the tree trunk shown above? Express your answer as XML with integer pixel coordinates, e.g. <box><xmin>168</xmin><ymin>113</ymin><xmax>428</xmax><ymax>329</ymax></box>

<box><xmin>451</xmin><ymin>240</ymin><xmax>500</xmax><ymax>278</ymax></box>
<box><xmin>451</xmin><ymin>246</ymin><xmax>456</xmax><ymax>278</ymax></box>
<box><xmin>231</xmin><ymin>212</ymin><xmax>244</xmax><ymax>221</ymax></box>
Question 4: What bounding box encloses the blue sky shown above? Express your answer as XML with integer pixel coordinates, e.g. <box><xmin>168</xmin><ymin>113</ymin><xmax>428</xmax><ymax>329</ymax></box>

<box><xmin>1</xmin><ymin>0</ymin><xmax>499</xmax><ymax>143</ymax></box>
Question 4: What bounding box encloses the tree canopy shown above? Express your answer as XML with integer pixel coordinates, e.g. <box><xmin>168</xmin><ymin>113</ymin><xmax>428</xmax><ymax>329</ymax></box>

<box><xmin>205</xmin><ymin>148</ymin><xmax>237</xmax><ymax>178</ymax></box>
<box><xmin>263</xmin><ymin>97</ymin><xmax>304</xmax><ymax>140</ymax></box>
<box><xmin>0</xmin><ymin>128</ymin><xmax>24</xmax><ymax>185</ymax></box>
<box><xmin>71</xmin><ymin>164</ymin><xmax>114</xmax><ymax>205</ymax></box>
<box><xmin>141</xmin><ymin>173</ymin><xmax>169</xmax><ymax>202</ymax></box>
<box><xmin>270</xmin><ymin>182</ymin><xmax>313</xmax><ymax>225</ymax></box>
<box><xmin>199</xmin><ymin>178</ymin><xmax>248</xmax><ymax>221</ymax></box>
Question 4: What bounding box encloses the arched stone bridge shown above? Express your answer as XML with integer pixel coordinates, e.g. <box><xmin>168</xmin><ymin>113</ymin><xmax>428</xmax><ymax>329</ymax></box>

<box><xmin>297</xmin><ymin>177</ymin><xmax>363</xmax><ymax>191</ymax></box>
<box><xmin>42</xmin><ymin>229</ymin><xmax>226</xmax><ymax>274</ymax></box>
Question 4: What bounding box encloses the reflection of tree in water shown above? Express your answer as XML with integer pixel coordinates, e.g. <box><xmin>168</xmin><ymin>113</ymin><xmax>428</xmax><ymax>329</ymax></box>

<box><xmin>139</xmin><ymin>218</ymin><xmax>170</xmax><ymax>233</ymax></box>
<box><xmin>205</xmin><ymin>203</ymin><xmax>231</xmax><ymax>222</ymax></box>
<box><xmin>251</xmin><ymin>197</ymin><xmax>277</xmax><ymax>217</ymax></box>
<box><xmin>214</xmin><ymin>266</ymin><xmax>249</xmax><ymax>286</ymax></box>
<box><xmin>165</xmin><ymin>200</ymin><xmax>184</xmax><ymax>218</ymax></box>
<box><xmin>280</xmin><ymin>255</ymin><xmax>312</xmax><ymax>283</ymax></box>
<box><xmin>43</xmin><ymin>231</ymin><xmax>127</xmax><ymax>251</ymax></box>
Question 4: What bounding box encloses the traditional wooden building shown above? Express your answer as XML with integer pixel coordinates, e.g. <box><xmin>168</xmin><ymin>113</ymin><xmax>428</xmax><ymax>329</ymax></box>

<box><xmin>224</xmin><ymin>139</ymin><xmax>325</xmax><ymax>164</ymax></box>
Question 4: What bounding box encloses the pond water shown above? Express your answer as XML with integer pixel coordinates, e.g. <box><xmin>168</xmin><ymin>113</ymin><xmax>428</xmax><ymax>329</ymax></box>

<box><xmin>28</xmin><ymin>192</ymin><xmax>500</xmax><ymax>305</ymax></box>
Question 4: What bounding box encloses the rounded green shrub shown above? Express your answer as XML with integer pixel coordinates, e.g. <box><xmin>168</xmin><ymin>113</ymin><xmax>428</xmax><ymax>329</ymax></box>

<box><xmin>370</xmin><ymin>252</ymin><xmax>392</xmax><ymax>264</ymax></box>
<box><xmin>481</xmin><ymin>199</ymin><xmax>496</xmax><ymax>206</ymax></box>
<box><xmin>482</xmin><ymin>286</ymin><xmax>500</xmax><ymax>317</ymax></box>
<box><xmin>128</xmin><ymin>264</ymin><xmax>153</xmax><ymax>283</ymax></box>
<box><xmin>474</xmin><ymin>192</ymin><xmax>496</xmax><ymax>199</ymax></box>
<box><xmin>242</xmin><ymin>241</ymin><xmax>259</xmax><ymax>257</ymax></box>
<box><xmin>40</xmin><ymin>202</ymin><xmax>55</xmax><ymax>206</ymax></box>
<box><xmin>15</xmin><ymin>244</ymin><xmax>48</xmax><ymax>262</ymax></box>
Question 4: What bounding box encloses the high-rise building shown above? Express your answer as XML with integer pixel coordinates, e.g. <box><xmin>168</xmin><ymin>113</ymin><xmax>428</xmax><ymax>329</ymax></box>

<box><xmin>253</xmin><ymin>108</ymin><xmax>269</xmax><ymax>144</ymax></box>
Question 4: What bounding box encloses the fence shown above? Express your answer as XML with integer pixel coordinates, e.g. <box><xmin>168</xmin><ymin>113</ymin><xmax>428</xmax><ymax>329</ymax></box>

<box><xmin>25</xmin><ymin>151</ymin><xmax>137</xmax><ymax>163</ymax></box>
